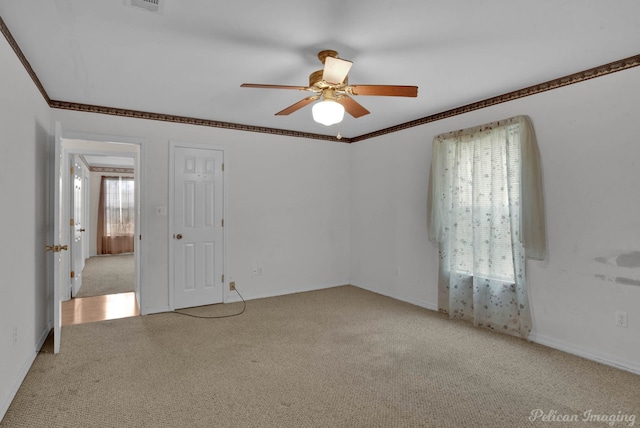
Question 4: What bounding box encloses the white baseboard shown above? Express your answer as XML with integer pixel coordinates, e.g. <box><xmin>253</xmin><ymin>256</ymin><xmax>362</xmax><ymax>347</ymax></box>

<box><xmin>0</xmin><ymin>325</ymin><xmax>51</xmax><ymax>422</ymax></box>
<box><xmin>352</xmin><ymin>282</ymin><xmax>439</xmax><ymax>312</ymax></box>
<box><xmin>224</xmin><ymin>281</ymin><xmax>349</xmax><ymax>303</ymax></box>
<box><xmin>145</xmin><ymin>282</ymin><xmax>348</xmax><ymax>313</ymax></box>
<box><xmin>528</xmin><ymin>332</ymin><xmax>640</xmax><ymax>376</ymax></box>
<box><xmin>93</xmin><ymin>282</ymin><xmax>640</xmax><ymax>377</ymax></box>
<box><xmin>353</xmin><ymin>283</ymin><xmax>640</xmax><ymax>376</ymax></box>
<box><xmin>141</xmin><ymin>305</ymin><xmax>170</xmax><ymax>315</ymax></box>
<box><xmin>34</xmin><ymin>326</ymin><xmax>50</xmax><ymax>357</ymax></box>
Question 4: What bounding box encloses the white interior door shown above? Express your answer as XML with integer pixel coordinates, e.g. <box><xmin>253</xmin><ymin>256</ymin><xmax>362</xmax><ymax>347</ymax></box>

<box><xmin>83</xmin><ymin>170</ymin><xmax>90</xmax><ymax>261</ymax></box>
<box><xmin>51</xmin><ymin>122</ymin><xmax>66</xmax><ymax>354</ymax></box>
<box><xmin>70</xmin><ymin>156</ymin><xmax>84</xmax><ymax>297</ymax></box>
<box><xmin>173</xmin><ymin>147</ymin><xmax>224</xmax><ymax>309</ymax></box>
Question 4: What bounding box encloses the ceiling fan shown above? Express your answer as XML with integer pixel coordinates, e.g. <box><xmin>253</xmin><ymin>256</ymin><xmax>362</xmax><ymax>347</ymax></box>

<box><xmin>241</xmin><ymin>50</ymin><xmax>418</xmax><ymax>127</ymax></box>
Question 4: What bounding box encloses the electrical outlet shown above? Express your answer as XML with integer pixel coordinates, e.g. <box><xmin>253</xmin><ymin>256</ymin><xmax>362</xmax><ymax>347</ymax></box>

<box><xmin>229</xmin><ymin>281</ymin><xmax>236</xmax><ymax>291</ymax></box>
<box><xmin>616</xmin><ymin>311</ymin><xmax>628</xmax><ymax>328</ymax></box>
<box><xmin>258</xmin><ymin>266</ymin><xmax>263</xmax><ymax>276</ymax></box>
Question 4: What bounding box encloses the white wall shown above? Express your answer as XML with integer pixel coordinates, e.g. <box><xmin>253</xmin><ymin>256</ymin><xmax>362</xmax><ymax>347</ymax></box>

<box><xmin>351</xmin><ymin>66</ymin><xmax>640</xmax><ymax>373</ymax></box>
<box><xmin>0</xmin><ymin>35</ymin><xmax>52</xmax><ymax>417</ymax></box>
<box><xmin>3</xmin><ymin>20</ymin><xmax>639</xmax><ymax>422</ymax></box>
<box><xmin>50</xmin><ymin>109</ymin><xmax>352</xmax><ymax>314</ymax></box>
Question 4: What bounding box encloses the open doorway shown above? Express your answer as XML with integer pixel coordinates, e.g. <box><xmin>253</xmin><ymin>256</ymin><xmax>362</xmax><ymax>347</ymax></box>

<box><xmin>60</xmin><ymin>137</ymin><xmax>142</xmax><ymax>325</ymax></box>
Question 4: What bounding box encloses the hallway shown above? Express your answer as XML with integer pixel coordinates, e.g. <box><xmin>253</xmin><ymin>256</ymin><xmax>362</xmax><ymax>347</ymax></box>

<box><xmin>62</xmin><ymin>292</ymin><xmax>139</xmax><ymax>326</ymax></box>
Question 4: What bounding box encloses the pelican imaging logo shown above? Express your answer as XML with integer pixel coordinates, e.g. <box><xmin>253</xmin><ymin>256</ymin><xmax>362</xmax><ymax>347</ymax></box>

<box><xmin>529</xmin><ymin>409</ymin><xmax>636</xmax><ymax>426</ymax></box>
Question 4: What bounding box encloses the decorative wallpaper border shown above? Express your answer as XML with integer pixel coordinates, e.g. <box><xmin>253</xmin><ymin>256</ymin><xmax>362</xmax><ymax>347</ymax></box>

<box><xmin>0</xmin><ymin>17</ymin><xmax>50</xmax><ymax>104</ymax></box>
<box><xmin>89</xmin><ymin>167</ymin><xmax>135</xmax><ymax>174</ymax></box>
<box><xmin>350</xmin><ymin>53</ymin><xmax>640</xmax><ymax>142</ymax></box>
<box><xmin>48</xmin><ymin>100</ymin><xmax>347</xmax><ymax>143</ymax></box>
<box><xmin>2</xmin><ymin>17</ymin><xmax>639</xmax><ymax>143</ymax></box>
<box><xmin>0</xmin><ymin>17</ymin><xmax>347</xmax><ymax>143</ymax></box>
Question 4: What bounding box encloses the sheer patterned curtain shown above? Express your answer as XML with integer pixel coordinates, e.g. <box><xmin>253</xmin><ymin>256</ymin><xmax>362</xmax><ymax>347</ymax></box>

<box><xmin>97</xmin><ymin>176</ymin><xmax>135</xmax><ymax>255</ymax></box>
<box><xmin>427</xmin><ymin>115</ymin><xmax>545</xmax><ymax>338</ymax></box>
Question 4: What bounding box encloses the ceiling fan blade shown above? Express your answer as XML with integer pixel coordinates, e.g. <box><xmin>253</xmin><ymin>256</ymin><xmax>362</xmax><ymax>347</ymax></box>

<box><xmin>337</xmin><ymin>96</ymin><xmax>370</xmax><ymax>118</ymax></box>
<box><xmin>275</xmin><ymin>96</ymin><xmax>320</xmax><ymax>116</ymax></box>
<box><xmin>241</xmin><ymin>83</ymin><xmax>309</xmax><ymax>91</ymax></box>
<box><xmin>349</xmin><ymin>85</ymin><xmax>418</xmax><ymax>97</ymax></box>
<box><xmin>322</xmin><ymin>56</ymin><xmax>353</xmax><ymax>84</ymax></box>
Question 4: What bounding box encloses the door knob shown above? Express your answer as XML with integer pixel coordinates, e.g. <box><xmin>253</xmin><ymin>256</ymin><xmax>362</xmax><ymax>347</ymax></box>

<box><xmin>176</xmin><ymin>234</ymin><xmax>183</xmax><ymax>240</ymax></box>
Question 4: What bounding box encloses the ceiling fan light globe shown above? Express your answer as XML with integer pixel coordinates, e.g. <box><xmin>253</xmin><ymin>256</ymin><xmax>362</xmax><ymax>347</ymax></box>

<box><xmin>312</xmin><ymin>100</ymin><xmax>345</xmax><ymax>126</ymax></box>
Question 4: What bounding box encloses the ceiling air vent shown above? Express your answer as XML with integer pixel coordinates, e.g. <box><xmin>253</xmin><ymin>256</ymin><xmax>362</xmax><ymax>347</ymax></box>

<box><xmin>128</xmin><ymin>0</ymin><xmax>162</xmax><ymax>13</ymax></box>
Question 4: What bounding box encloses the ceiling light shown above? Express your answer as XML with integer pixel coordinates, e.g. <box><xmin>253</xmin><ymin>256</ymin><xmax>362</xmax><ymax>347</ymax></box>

<box><xmin>312</xmin><ymin>96</ymin><xmax>345</xmax><ymax>126</ymax></box>
<box><xmin>311</xmin><ymin>88</ymin><xmax>345</xmax><ymax>126</ymax></box>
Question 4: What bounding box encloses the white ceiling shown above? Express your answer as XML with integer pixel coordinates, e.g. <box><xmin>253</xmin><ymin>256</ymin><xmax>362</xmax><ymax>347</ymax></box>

<box><xmin>1</xmin><ymin>1</ymin><xmax>639</xmax><ymax>139</ymax></box>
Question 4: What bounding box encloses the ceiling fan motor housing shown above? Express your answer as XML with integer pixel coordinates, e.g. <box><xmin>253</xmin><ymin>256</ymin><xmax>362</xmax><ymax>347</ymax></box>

<box><xmin>317</xmin><ymin>49</ymin><xmax>339</xmax><ymax>64</ymax></box>
<box><xmin>309</xmin><ymin>69</ymin><xmax>348</xmax><ymax>89</ymax></box>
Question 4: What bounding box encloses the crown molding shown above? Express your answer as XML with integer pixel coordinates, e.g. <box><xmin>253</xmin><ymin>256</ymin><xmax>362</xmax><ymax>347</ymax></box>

<box><xmin>2</xmin><ymin>16</ymin><xmax>639</xmax><ymax>143</ymax></box>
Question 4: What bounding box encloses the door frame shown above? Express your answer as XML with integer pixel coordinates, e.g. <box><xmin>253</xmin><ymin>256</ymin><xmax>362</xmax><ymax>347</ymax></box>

<box><xmin>83</xmin><ymin>164</ymin><xmax>91</xmax><ymax>261</ymax></box>
<box><xmin>59</xmin><ymin>132</ymin><xmax>145</xmax><ymax>311</ymax></box>
<box><xmin>51</xmin><ymin>122</ymin><xmax>64</xmax><ymax>354</ymax></box>
<box><xmin>168</xmin><ymin>141</ymin><xmax>228</xmax><ymax>311</ymax></box>
<box><xmin>69</xmin><ymin>154</ymin><xmax>86</xmax><ymax>298</ymax></box>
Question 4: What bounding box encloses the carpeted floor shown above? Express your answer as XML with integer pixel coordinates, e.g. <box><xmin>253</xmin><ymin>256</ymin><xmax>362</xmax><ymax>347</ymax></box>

<box><xmin>2</xmin><ymin>286</ymin><xmax>639</xmax><ymax>427</ymax></box>
<box><xmin>75</xmin><ymin>254</ymin><xmax>134</xmax><ymax>298</ymax></box>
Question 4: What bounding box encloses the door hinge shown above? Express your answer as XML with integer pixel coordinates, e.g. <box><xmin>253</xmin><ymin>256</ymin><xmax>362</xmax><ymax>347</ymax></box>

<box><xmin>222</xmin><ymin>274</ymin><xmax>224</xmax><ymax>283</ymax></box>
<box><xmin>46</xmin><ymin>244</ymin><xmax>68</xmax><ymax>252</ymax></box>
<box><xmin>70</xmin><ymin>271</ymin><xmax>75</xmax><ymax>279</ymax></box>
<box><xmin>222</xmin><ymin>163</ymin><xmax>224</xmax><ymax>172</ymax></box>
<box><xmin>70</xmin><ymin>167</ymin><xmax>74</xmax><ymax>174</ymax></box>
<box><xmin>70</xmin><ymin>218</ymin><xmax>75</xmax><ymax>226</ymax></box>
<box><xmin>221</xmin><ymin>219</ymin><xmax>224</xmax><ymax>227</ymax></box>
<box><xmin>139</xmin><ymin>235</ymin><xmax>142</xmax><ymax>240</ymax></box>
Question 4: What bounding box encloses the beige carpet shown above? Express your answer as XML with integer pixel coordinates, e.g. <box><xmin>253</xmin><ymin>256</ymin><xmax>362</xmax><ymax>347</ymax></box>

<box><xmin>75</xmin><ymin>255</ymin><xmax>134</xmax><ymax>298</ymax></box>
<box><xmin>2</xmin><ymin>286</ymin><xmax>639</xmax><ymax>427</ymax></box>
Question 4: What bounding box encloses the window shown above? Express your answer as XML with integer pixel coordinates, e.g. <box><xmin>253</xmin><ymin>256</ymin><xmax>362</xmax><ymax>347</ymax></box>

<box><xmin>97</xmin><ymin>176</ymin><xmax>135</xmax><ymax>254</ymax></box>
<box><xmin>443</xmin><ymin>124</ymin><xmax>522</xmax><ymax>282</ymax></box>
<box><xmin>428</xmin><ymin>115</ymin><xmax>545</xmax><ymax>337</ymax></box>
